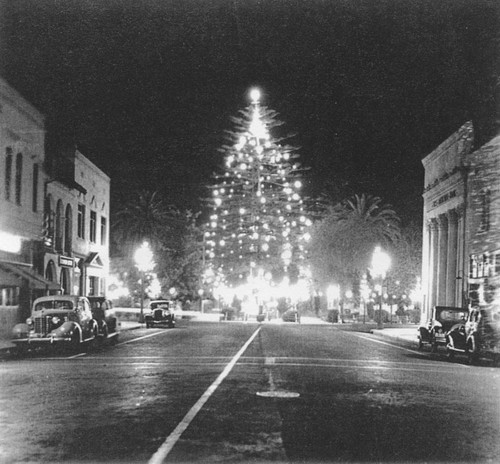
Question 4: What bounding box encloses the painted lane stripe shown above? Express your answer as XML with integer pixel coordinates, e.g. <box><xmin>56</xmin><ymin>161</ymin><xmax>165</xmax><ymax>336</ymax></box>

<box><xmin>148</xmin><ymin>327</ymin><xmax>261</xmax><ymax>464</ymax></box>
<box><xmin>66</xmin><ymin>330</ymin><xmax>166</xmax><ymax>359</ymax></box>
<box><xmin>350</xmin><ymin>333</ymin><xmax>471</xmax><ymax>368</ymax></box>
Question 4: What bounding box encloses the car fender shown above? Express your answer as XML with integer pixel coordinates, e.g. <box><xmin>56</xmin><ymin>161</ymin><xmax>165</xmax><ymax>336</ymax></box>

<box><xmin>12</xmin><ymin>323</ymin><xmax>30</xmax><ymax>339</ymax></box>
<box><xmin>418</xmin><ymin>326</ymin><xmax>430</xmax><ymax>341</ymax></box>
<box><xmin>50</xmin><ymin>321</ymin><xmax>80</xmax><ymax>338</ymax></box>
<box><xmin>447</xmin><ymin>328</ymin><xmax>466</xmax><ymax>350</ymax></box>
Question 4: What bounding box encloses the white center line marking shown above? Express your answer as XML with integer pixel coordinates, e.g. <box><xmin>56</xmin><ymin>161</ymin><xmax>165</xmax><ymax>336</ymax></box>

<box><xmin>148</xmin><ymin>327</ymin><xmax>261</xmax><ymax>464</ymax></box>
<box><xmin>350</xmin><ymin>333</ymin><xmax>471</xmax><ymax>368</ymax></box>
<box><xmin>66</xmin><ymin>330</ymin><xmax>166</xmax><ymax>359</ymax></box>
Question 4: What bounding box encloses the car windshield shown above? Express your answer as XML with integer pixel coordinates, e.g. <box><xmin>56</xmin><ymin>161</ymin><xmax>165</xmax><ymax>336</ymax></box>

<box><xmin>34</xmin><ymin>300</ymin><xmax>74</xmax><ymax>311</ymax></box>
<box><xmin>437</xmin><ymin>309</ymin><xmax>467</xmax><ymax>322</ymax></box>
<box><xmin>151</xmin><ymin>302</ymin><xmax>170</xmax><ymax>310</ymax></box>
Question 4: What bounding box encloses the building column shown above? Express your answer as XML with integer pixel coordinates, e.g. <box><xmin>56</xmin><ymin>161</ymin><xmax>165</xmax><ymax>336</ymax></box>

<box><xmin>429</xmin><ymin>219</ymin><xmax>438</xmax><ymax>311</ymax></box>
<box><xmin>446</xmin><ymin>209</ymin><xmax>458</xmax><ymax>306</ymax></box>
<box><xmin>455</xmin><ymin>205</ymin><xmax>466</xmax><ymax>306</ymax></box>
<box><xmin>421</xmin><ymin>220</ymin><xmax>431</xmax><ymax>319</ymax></box>
<box><xmin>436</xmin><ymin>214</ymin><xmax>448</xmax><ymax>306</ymax></box>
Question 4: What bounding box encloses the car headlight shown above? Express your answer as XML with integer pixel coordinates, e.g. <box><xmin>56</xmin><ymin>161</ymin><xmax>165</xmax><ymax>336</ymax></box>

<box><xmin>26</xmin><ymin>317</ymin><xmax>33</xmax><ymax>326</ymax></box>
<box><xmin>51</xmin><ymin>316</ymin><xmax>61</xmax><ymax>325</ymax></box>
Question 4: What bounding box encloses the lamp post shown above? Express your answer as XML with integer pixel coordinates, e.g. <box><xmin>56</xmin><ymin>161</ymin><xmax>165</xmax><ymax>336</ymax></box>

<box><xmin>371</xmin><ymin>246</ymin><xmax>391</xmax><ymax>329</ymax></box>
<box><xmin>134</xmin><ymin>241</ymin><xmax>154</xmax><ymax>324</ymax></box>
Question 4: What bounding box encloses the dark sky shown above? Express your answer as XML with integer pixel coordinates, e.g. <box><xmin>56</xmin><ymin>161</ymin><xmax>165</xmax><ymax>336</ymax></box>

<box><xmin>1</xmin><ymin>0</ymin><xmax>498</xmax><ymax>224</ymax></box>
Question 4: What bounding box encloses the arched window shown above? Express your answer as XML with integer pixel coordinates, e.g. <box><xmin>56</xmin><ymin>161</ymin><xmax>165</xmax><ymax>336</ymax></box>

<box><xmin>64</xmin><ymin>204</ymin><xmax>73</xmax><ymax>254</ymax></box>
<box><xmin>480</xmin><ymin>189</ymin><xmax>491</xmax><ymax>232</ymax></box>
<box><xmin>60</xmin><ymin>268</ymin><xmax>70</xmax><ymax>295</ymax></box>
<box><xmin>55</xmin><ymin>200</ymin><xmax>64</xmax><ymax>252</ymax></box>
<box><xmin>15</xmin><ymin>153</ymin><xmax>23</xmax><ymax>205</ymax></box>
<box><xmin>32</xmin><ymin>163</ymin><xmax>39</xmax><ymax>212</ymax></box>
<box><xmin>44</xmin><ymin>195</ymin><xmax>55</xmax><ymax>247</ymax></box>
<box><xmin>5</xmin><ymin>147</ymin><xmax>12</xmax><ymax>200</ymax></box>
<box><xmin>45</xmin><ymin>260</ymin><xmax>56</xmax><ymax>282</ymax></box>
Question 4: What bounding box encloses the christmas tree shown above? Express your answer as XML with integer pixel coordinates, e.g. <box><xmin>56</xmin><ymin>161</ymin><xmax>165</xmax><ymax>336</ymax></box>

<box><xmin>205</xmin><ymin>89</ymin><xmax>311</xmax><ymax>290</ymax></box>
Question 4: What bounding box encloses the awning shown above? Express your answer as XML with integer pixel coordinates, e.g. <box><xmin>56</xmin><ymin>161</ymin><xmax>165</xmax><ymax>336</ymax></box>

<box><xmin>83</xmin><ymin>252</ymin><xmax>103</xmax><ymax>267</ymax></box>
<box><xmin>0</xmin><ymin>261</ymin><xmax>62</xmax><ymax>291</ymax></box>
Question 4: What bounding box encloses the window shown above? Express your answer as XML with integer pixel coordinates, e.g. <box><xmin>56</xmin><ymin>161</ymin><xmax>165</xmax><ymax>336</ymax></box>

<box><xmin>88</xmin><ymin>276</ymin><xmax>98</xmax><ymax>296</ymax></box>
<box><xmin>90</xmin><ymin>210</ymin><xmax>97</xmax><ymax>243</ymax></box>
<box><xmin>43</xmin><ymin>196</ymin><xmax>54</xmax><ymax>247</ymax></box>
<box><xmin>77</xmin><ymin>204</ymin><xmax>86</xmax><ymax>239</ymax></box>
<box><xmin>5</xmin><ymin>148</ymin><xmax>12</xmax><ymax>200</ymax></box>
<box><xmin>55</xmin><ymin>200</ymin><xmax>64</xmax><ymax>252</ymax></box>
<box><xmin>32</xmin><ymin>164</ymin><xmax>39</xmax><ymax>212</ymax></box>
<box><xmin>64</xmin><ymin>204</ymin><xmax>73</xmax><ymax>254</ymax></box>
<box><xmin>480</xmin><ymin>189</ymin><xmax>491</xmax><ymax>232</ymax></box>
<box><xmin>15</xmin><ymin>153</ymin><xmax>23</xmax><ymax>205</ymax></box>
<box><xmin>100</xmin><ymin>216</ymin><xmax>107</xmax><ymax>246</ymax></box>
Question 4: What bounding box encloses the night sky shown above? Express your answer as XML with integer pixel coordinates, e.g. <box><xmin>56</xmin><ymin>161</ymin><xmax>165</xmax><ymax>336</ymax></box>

<box><xmin>1</xmin><ymin>0</ymin><xmax>498</xmax><ymax>224</ymax></box>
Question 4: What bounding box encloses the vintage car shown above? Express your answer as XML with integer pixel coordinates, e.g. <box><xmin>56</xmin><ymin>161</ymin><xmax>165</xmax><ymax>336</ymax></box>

<box><xmin>11</xmin><ymin>295</ymin><xmax>104</xmax><ymax>353</ymax></box>
<box><xmin>417</xmin><ymin>306</ymin><xmax>467</xmax><ymax>352</ymax></box>
<box><xmin>446</xmin><ymin>305</ymin><xmax>500</xmax><ymax>365</ymax></box>
<box><xmin>282</xmin><ymin>308</ymin><xmax>300</xmax><ymax>323</ymax></box>
<box><xmin>87</xmin><ymin>296</ymin><xmax>119</xmax><ymax>338</ymax></box>
<box><xmin>144</xmin><ymin>300</ymin><xmax>176</xmax><ymax>328</ymax></box>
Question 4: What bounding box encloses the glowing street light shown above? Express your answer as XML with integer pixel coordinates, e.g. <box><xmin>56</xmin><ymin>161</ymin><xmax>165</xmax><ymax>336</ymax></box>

<box><xmin>371</xmin><ymin>246</ymin><xmax>391</xmax><ymax>329</ymax></box>
<box><xmin>134</xmin><ymin>241</ymin><xmax>154</xmax><ymax>323</ymax></box>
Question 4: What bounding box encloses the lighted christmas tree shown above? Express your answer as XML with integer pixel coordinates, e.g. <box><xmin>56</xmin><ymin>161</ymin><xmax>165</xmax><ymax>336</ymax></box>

<box><xmin>205</xmin><ymin>89</ymin><xmax>311</xmax><ymax>288</ymax></box>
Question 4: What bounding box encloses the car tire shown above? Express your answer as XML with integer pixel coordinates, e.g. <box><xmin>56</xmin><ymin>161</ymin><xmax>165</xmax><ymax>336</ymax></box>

<box><xmin>467</xmin><ymin>341</ymin><xmax>478</xmax><ymax>365</ymax></box>
<box><xmin>70</xmin><ymin>330</ymin><xmax>81</xmax><ymax>352</ymax></box>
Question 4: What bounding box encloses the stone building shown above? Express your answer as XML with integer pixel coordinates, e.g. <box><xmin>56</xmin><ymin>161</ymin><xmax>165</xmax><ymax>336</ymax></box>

<box><xmin>422</xmin><ymin>122</ymin><xmax>500</xmax><ymax>320</ymax></box>
<box><xmin>0</xmin><ymin>78</ymin><xmax>60</xmax><ymax>339</ymax></box>
<box><xmin>0</xmin><ymin>77</ymin><xmax>111</xmax><ymax>341</ymax></box>
<box><xmin>466</xmin><ymin>133</ymin><xmax>500</xmax><ymax>309</ymax></box>
<box><xmin>43</xmin><ymin>145</ymin><xmax>110</xmax><ymax>299</ymax></box>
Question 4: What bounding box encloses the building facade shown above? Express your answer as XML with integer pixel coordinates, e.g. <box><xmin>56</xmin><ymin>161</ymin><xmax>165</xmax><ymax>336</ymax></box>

<box><xmin>466</xmin><ymin>134</ymin><xmax>500</xmax><ymax>310</ymax></box>
<box><xmin>422</xmin><ymin>122</ymin><xmax>500</xmax><ymax>320</ymax></box>
<box><xmin>0</xmin><ymin>78</ymin><xmax>60</xmax><ymax>339</ymax></box>
<box><xmin>43</xmin><ymin>149</ymin><xmax>110</xmax><ymax>299</ymax></box>
<box><xmin>421</xmin><ymin>122</ymin><xmax>474</xmax><ymax>318</ymax></box>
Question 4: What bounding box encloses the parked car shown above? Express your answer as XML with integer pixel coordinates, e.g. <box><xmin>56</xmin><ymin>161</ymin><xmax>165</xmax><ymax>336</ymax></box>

<box><xmin>418</xmin><ymin>306</ymin><xmax>467</xmax><ymax>352</ymax></box>
<box><xmin>11</xmin><ymin>295</ymin><xmax>104</xmax><ymax>353</ymax></box>
<box><xmin>446</xmin><ymin>305</ymin><xmax>500</xmax><ymax>365</ymax></box>
<box><xmin>87</xmin><ymin>296</ymin><xmax>119</xmax><ymax>339</ymax></box>
<box><xmin>145</xmin><ymin>300</ymin><xmax>176</xmax><ymax>328</ymax></box>
<box><xmin>282</xmin><ymin>308</ymin><xmax>300</xmax><ymax>323</ymax></box>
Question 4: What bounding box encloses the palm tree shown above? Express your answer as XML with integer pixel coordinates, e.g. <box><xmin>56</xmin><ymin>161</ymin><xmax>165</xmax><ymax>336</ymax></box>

<box><xmin>111</xmin><ymin>190</ymin><xmax>182</xmax><ymax>254</ymax></box>
<box><xmin>333</xmin><ymin>193</ymin><xmax>401</xmax><ymax>245</ymax></box>
<box><xmin>308</xmin><ymin>193</ymin><xmax>401</xmax><ymax>303</ymax></box>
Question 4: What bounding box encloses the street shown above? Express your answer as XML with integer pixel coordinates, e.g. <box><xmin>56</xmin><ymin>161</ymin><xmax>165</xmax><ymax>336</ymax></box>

<box><xmin>1</xmin><ymin>320</ymin><xmax>499</xmax><ymax>463</ymax></box>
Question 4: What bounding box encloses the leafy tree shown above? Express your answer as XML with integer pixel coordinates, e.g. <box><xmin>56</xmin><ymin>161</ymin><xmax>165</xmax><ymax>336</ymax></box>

<box><xmin>111</xmin><ymin>189</ymin><xmax>203</xmax><ymax>300</ymax></box>
<box><xmin>309</xmin><ymin>193</ymin><xmax>401</xmax><ymax>298</ymax></box>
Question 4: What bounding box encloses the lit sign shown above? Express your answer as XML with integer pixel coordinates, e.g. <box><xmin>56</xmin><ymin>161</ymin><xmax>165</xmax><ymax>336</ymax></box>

<box><xmin>0</xmin><ymin>231</ymin><xmax>22</xmax><ymax>253</ymax></box>
<box><xmin>59</xmin><ymin>256</ymin><xmax>74</xmax><ymax>268</ymax></box>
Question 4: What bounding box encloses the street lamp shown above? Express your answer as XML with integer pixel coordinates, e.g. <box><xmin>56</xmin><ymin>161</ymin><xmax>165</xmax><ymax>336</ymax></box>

<box><xmin>371</xmin><ymin>246</ymin><xmax>391</xmax><ymax>329</ymax></box>
<box><xmin>134</xmin><ymin>241</ymin><xmax>154</xmax><ymax>323</ymax></box>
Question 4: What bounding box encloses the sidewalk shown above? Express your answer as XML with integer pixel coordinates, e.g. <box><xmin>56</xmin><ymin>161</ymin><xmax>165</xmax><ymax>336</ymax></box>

<box><xmin>370</xmin><ymin>326</ymin><xmax>418</xmax><ymax>347</ymax></box>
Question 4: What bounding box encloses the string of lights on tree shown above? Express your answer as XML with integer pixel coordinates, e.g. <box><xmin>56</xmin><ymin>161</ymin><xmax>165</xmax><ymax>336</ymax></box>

<box><xmin>204</xmin><ymin>88</ymin><xmax>312</xmax><ymax>287</ymax></box>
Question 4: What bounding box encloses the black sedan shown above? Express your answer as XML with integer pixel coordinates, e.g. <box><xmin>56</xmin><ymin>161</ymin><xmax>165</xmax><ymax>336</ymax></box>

<box><xmin>144</xmin><ymin>300</ymin><xmax>176</xmax><ymax>328</ymax></box>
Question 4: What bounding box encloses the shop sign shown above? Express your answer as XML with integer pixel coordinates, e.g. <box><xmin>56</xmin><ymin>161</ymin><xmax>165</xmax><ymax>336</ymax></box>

<box><xmin>59</xmin><ymin>256</ymin><xmax>74</xmax><ymax>268</ymax></box>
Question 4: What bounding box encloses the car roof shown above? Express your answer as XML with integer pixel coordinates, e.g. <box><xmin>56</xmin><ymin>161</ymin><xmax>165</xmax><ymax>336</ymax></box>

<box><xmin>34</xmin><ymin>295</ymin><xmax>83</xmax><ymax>302</ymax></box>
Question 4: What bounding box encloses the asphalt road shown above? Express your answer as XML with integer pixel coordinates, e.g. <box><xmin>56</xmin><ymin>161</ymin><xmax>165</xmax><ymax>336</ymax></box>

<box><xmin>0</xmin><ymin>320</ymin><xmax>499</xmax><ymax>463</ymax></box>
